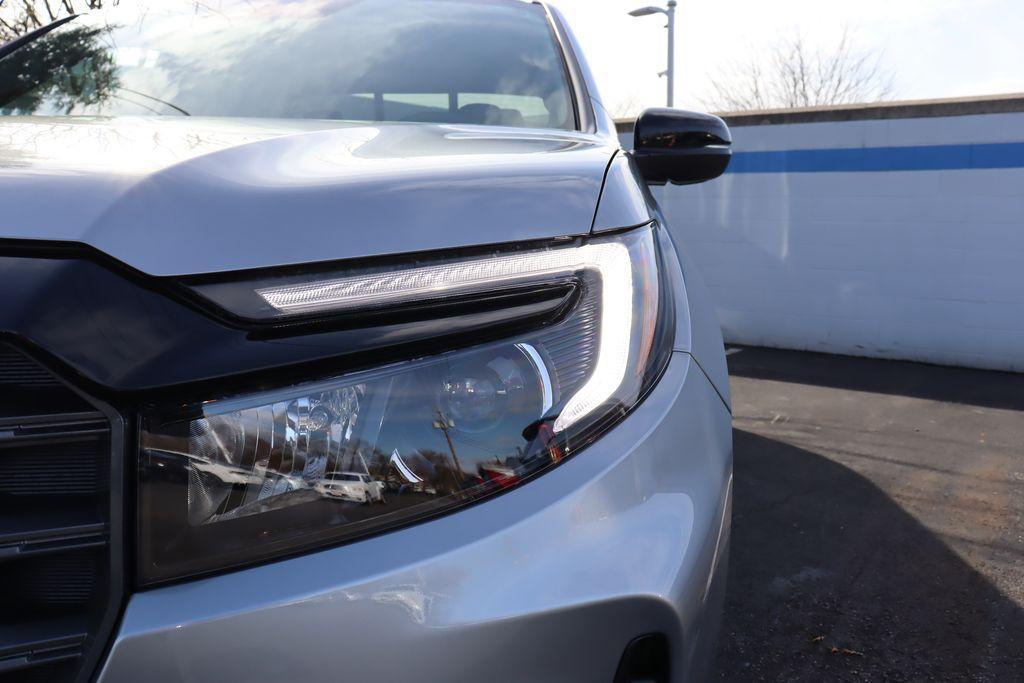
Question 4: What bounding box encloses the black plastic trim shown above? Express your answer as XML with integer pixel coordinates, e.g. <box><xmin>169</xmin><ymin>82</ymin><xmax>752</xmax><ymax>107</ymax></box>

<box><xmin>0</xmin><ymin>343</ymin><xmax>126</xmax><ymax>683</ymax></box>
<box><xmin>0</xmin><ymin>234</ymin><xmax>580</xmax><ymax>334</ymax></box>
<box><xmin>0</xmin><ymin>624</ymin><xmax>86</xmax><ymax>675</ymax></box>
<box><xmin>61</xmin><ymin>368</ymin><xmax>126</xmax><ymax>683</ymax></box>
<box><xmin>0</xmin><ymin>237</ymin><xmax>585</xmax><ymax>398</ymax></box>
<box><xmin>614</xmin><ymin>633</ymin><xmax>670</xmax><ymax>683</ymax></box>
<box><xmin>0</xmin><ymin>524</ymin><xmax>107</xmax><ymax>562</ymax></box>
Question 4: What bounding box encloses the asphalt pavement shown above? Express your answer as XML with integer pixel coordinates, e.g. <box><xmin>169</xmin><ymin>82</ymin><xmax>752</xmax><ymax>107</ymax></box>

<box><xmin>716</xmin><ymin>346</ymin><xmax>1024</xmax><ymax>681</ymax></box>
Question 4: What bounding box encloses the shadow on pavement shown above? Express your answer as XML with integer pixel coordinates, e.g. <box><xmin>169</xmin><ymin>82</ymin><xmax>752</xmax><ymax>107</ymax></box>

<box><xmin>716</xmin><ymin>429</ymin><xmax>1024</xmax><ymax>681</ymax></box>
<box><xmin>726</xmin><ymin>346</ymin><xmax>1024</xmax><ymax>411</ymax></box>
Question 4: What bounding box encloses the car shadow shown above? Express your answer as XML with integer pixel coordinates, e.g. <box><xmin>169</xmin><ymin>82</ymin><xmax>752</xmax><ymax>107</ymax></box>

<box><xmin>716</xmin><ymin>428</ymin><xmax>1024</xmax><ymax>680</ymax></box>
<box><xmin>726</xmin><ymin>345</ymin><xmax>1024</xmax><ymax>411</ymax></box>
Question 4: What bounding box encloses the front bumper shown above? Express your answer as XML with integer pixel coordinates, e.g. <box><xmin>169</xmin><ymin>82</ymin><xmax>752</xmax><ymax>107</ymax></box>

<box><xmin>98</xmin><ymin>351</ymin><xmax>732</xmax><ymax>682</ymax></box>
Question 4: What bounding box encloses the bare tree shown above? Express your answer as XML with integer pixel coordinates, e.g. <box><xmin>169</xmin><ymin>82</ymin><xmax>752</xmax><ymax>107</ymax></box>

<box><xmin>705</xmin><ymin>26</ymin><xmax>896</xmax><ymax>112</ymax></box>
<box><xmin>0</xmin><ymin>0</ymin><xmax>106</xmax><ymax>41</ymax></box>
<box><xmin>609</xmin><ymin>93</ymin><xmax>644</xmax><ymax>121</ymax></box>
<box><xmin>0</xmin><ymin>1</ymin><xmax>120</xmax><ymax>115</ymax></box>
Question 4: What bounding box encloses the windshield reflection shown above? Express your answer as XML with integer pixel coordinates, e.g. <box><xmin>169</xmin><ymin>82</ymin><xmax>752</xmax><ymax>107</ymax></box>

<box><xmin>0</xmin><ymin>0</ymin><xmax>575</xmax><ymax>129</ymax></box>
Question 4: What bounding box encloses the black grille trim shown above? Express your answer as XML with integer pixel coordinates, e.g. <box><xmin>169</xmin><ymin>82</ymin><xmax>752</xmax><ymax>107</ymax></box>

<box><xmin>0</xmin><ymin>343</ymin><xmax>123</xmax><ymax>683</ymax></box>
<box><xmin>0</xmin><ymin>346</ymin><xmax>61</xmax><ymax>387</ymax></box>
<box><xmin>0</xmin><ymin>620</ymin><xmax>87</xmax><ymax>675</ymax></box>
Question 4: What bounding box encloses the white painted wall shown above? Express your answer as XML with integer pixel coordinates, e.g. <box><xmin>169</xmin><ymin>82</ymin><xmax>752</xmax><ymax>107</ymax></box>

<box><xmin>621</xmin><ymin>112</ymin><xmax>1024</xmax><ymax>372</ymax></box>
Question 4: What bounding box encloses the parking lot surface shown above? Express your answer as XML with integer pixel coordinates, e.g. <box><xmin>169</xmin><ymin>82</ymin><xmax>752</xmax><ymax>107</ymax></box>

<box><xmin>716</xmin><ymin>347</ymin><xmax>1024</xmax><ymax>681</ymax></box>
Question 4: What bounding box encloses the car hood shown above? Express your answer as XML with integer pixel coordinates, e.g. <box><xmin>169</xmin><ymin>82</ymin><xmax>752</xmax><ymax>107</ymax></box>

<box><xmin>0</xmin><ymin>117</ymin><xmax>616</xmax><ymax>276</ymax></box>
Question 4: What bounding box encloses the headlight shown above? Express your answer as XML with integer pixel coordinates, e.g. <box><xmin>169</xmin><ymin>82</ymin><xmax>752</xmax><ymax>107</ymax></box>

<box><xmin>138</xmin><ymin>225</ymin><xmax>673</xmax><ymax>585</ymax></box>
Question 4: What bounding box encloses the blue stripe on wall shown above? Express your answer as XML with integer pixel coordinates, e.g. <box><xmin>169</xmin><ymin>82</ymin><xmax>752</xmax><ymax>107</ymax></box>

<box><xmin>727</xmin><ymin>141</ymin><xmax>1024</xmax><ymax>173</ymax></box>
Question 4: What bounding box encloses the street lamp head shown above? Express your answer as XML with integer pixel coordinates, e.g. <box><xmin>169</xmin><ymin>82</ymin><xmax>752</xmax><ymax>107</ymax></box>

<box><xmin>628</xmin><ymin>6</ymin><xmax>666</xmax><ymax>17</ymax></box>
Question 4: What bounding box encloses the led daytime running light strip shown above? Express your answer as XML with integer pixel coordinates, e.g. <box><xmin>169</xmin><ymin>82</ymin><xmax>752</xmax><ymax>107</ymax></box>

<box><xmin>256</xmin><ymin>244</ymin><xmax>634</xmax><ymax>433</ymax></box>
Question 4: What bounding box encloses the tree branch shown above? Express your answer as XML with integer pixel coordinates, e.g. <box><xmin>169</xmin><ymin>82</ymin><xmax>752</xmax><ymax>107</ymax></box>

<box><xmin>705</xmin><ymin>24</ymin><xmax>896</xmax><ymax>111</ymax></box>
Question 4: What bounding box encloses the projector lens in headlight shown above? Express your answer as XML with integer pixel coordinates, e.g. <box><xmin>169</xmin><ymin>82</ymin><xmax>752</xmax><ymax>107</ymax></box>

<box><xmin>138</xmin><ymin>225</ymin><xmax>672</xmax><ymax>585</ymax></box>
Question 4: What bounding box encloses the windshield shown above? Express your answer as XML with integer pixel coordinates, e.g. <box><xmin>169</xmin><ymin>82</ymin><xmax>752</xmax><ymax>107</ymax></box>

<box><xmin>0</xmin><ymin>0</ymin><xmax>576</xmax><ymax>130</ymax></box>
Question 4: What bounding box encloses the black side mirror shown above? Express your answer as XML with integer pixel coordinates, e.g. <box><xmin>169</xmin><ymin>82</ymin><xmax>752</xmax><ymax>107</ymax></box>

<box><xmin>632</xmin><ymin>108</ymin><xmax>732</xmax><ymax>185</ymax></box>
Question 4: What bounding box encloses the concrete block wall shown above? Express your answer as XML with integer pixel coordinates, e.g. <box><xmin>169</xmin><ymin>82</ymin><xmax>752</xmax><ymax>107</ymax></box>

<box><xmin>620</xmin><ymin>96</ymin><xmax>1024</xmax><ymax>372</ymax></box>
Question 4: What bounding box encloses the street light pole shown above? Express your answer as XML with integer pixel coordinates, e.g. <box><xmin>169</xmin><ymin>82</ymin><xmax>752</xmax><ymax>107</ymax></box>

<box><xmin>433</xmin><ymin>410</ymin><xmax>465</xmax><ymax>491</ymax></box>
<box><xmin>666</xmin><ymin>0</ymin><xmax>676</xmax><ymax>107</ymax></box>
<box><xmin>629</xmin><ymin>1</ymin><xmax>677</xmax><ymax>108</ymax></box>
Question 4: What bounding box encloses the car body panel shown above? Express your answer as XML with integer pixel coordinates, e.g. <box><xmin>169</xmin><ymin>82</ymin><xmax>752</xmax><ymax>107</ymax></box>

<box><xmin>0</xmin><ymin>116</ymin><xmax>616</xmax><ymax>276</ymax></box>
<box><xmin>97</xmin><ymin>351</ymin><xmax>731</xmax><ymax>683</ymax></box>
<box><xmin>591</xmin><ymin>152</ymin><xmax>652</xmax><ymax>233</ymax></box>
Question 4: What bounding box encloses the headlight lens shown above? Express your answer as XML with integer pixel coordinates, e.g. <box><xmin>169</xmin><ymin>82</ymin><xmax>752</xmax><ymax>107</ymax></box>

<box><xmin>138</xmin><ymin>225</ymin><xmax>672</xmax><ymax>585</ymax></box>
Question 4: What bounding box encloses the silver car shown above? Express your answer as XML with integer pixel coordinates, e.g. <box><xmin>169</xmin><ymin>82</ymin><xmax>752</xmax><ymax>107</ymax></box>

<box><xmin>316</xmin><ymin>472</ymin><xmax>387</xmax><ymax>504</ymax></box>
<box><xmin>0</xmin><ymin>1</ymin><xmax>732</xmax><ymax>681</ymax></box>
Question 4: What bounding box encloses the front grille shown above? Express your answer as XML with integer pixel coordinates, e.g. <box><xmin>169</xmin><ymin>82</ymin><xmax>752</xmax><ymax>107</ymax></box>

<box><xmin>0</xmin><ymin>344</ymin><xmax>121</xmax><ymax>682</ymax></box>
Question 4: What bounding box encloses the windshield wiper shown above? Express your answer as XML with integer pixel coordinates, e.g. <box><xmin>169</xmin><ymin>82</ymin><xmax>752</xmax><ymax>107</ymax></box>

<box><xmin>117</xmin><ymin>86</ymin><xmax>191</xmax><ymax>116</ymax></box>
<box><xmin>0</xmin><ymin>14</ymin><xmax>79</xmax><ymax>62</ymax></box>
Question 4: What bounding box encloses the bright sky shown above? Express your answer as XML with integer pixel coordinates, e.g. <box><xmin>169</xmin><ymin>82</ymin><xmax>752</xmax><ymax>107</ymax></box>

<box><xmin>550</xmin><ymin>0</ymin><xmax>1024</xmax><ymax>117</ymax></box>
